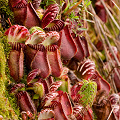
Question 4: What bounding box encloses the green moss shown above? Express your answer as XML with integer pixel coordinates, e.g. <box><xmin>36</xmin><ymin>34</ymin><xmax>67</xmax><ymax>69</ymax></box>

<box><xmin>0</xmin><ymin>0</ymin><xmax>14</xmax><ymax>23</ymax></box>
<box><xmin>0</xmin><ymin>30</ymin><xmax>13</xmax><ymax>80</ymax></box>
<box><xmin>0</xmin><ymin>78</ymin><xmax>20</xmax><ymax>120</ymax></box>
<box><xmin>0</xmin><ymin>37</ymin><xmax>21</xmax><ymax>119</ymax></box>
<box><xmin>0</xmin><ymin>34</ymin><xmax>11</xmax><ymax>59</ymax></box>
<box><xmin>0</xmin><ymin>43</ymin><xmax>6</xmax><ymax>77</ymax></box>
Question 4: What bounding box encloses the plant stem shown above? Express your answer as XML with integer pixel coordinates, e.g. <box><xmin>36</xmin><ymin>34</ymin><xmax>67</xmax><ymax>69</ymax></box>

<box><xmin>101</xmin><ymin>0</ymin><xmax>120</xmax><ymax>31</ymax></box>
<box><xmin>88</xmin><ymin>3</ymin><xmax>119</xmax><ymax>93</ymax></box>
<box><xmin>111</xmin><ymin>0</ymin><xmax>120</xmax><ymax>12</ymax></box>
<box><xmin>107</xmin><ymin>107</ymin><xmax>114</xmax><ymax>120</ymax></box>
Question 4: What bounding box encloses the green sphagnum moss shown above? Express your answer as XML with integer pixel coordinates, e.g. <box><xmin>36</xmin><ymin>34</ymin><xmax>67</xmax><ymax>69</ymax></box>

<box><xmin>0</xmin><ymin>0</ymin><xmax>14</xmax><ymax>23</ymax></box>
<box><xmin>0</xmin><ymin>32</ymin><xmax>21</xmax><ymax>120</ymax></box>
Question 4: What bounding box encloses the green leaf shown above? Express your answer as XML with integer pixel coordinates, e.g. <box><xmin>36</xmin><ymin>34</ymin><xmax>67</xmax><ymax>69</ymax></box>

<box><xmin>85</xmin><ymin>9</ymin><xmax>94</xmax><ymax>16</ymax></box>
<box><xmin>40</xmin><ymin>0</ymin><xmax>56</xmax><ymax>8</ymax></box>
<box><xmin>82</xmin><ymin>19</ymin><xmax>94</xmax><ymax>23</ymax></box>
<box><xmin>33</xmin><ymin>94</ymin><xmax>40</xmax><ymax>100</ymax></box>
<box><xmin>72</xmin><ymin>16</ymin><xmax>79</xmax><ymax>19</ymax></box>
<box><xmin>33</xmin><ymin>82</ymin><xmax>45</xmax><ymax>98</ymax></box>
<box><xmin>77</xmin><ymin>28</ymin><xmax>87</xmax><ymax>31</ymax></box>
<box><xmin>86</xmin><ymin>1</ymin><xmax>91</xmax><ymax>7</ymax></box>
<box><xmin>78</xmin><ymin>23</ymin><xmax>82</xmax><ymax>26</ymax></box>
<box><xmin>84</xmin><ymin>0</ymin><xmax>91</xmax><ymax>7</ymax></box>
<box><xmin>69</xmin><ymin>12</ymin><xmax>75</xmax><ymax>18</ymax></box>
